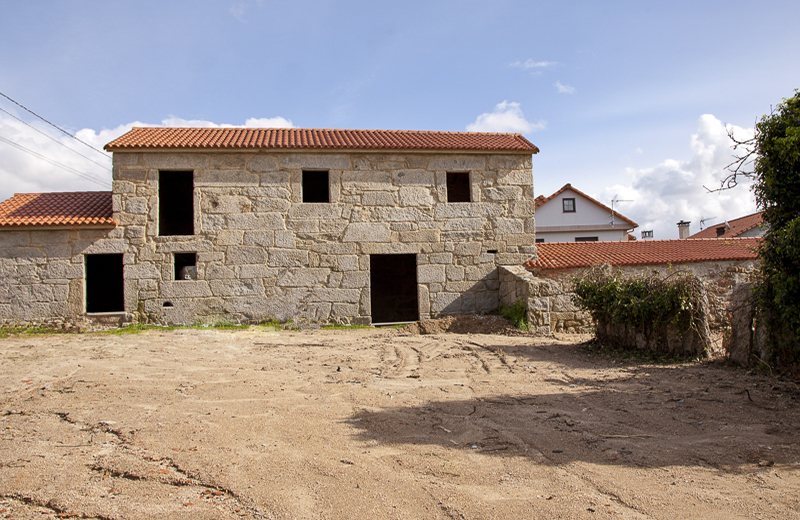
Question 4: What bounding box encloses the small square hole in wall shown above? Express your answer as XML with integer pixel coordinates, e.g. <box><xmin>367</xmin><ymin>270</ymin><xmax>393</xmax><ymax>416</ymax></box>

<box><xmin>302</xmin><ymin>170</ymin><xmax>330</xmax><ymax>203</ymax></box>
<box><xmin>174</xmin><ymin>253</ymin><xmax>197</xmax><ymax>280</ymax></box>
<box><xmin>446</xmin><ymin>172</ymin><xmax>471</xmax><ymax>202</ymax></box>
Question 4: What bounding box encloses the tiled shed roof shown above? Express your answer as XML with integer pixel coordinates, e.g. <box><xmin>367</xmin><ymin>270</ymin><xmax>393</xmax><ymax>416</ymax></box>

<box><xmin>0</xmin><ymin>191</ymin><xmax>116</xmax><ymax>228</ymax></box>
<box><xmin>105</xmin><ymin>127</ymin><xmax>540</xmax><ymax>153</ymax></box>
<box><xmin>534</xmin><ymin>183</ymin><xmax>638</xmax><ymax>229</ymax></box>
<box><xmin>689</xmin><ymin>212</ymin><xmax>764</xmax><ymax>239</ymax></box>
<box><xmin>525</xmin><ymin>237</ymin><xmax>759</xmax><ymax>270</ymax></box>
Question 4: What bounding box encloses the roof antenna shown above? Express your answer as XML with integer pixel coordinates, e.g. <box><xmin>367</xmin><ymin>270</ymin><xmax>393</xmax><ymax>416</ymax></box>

<box><xmin>610</xmin><ymin>195</ymin><xmax>633</xmax><ymax>225</ymax></box>
<box><xmin>699</xmin><ymin>215</ymin><xmax>717</xmax><ymax>230</ymax></box>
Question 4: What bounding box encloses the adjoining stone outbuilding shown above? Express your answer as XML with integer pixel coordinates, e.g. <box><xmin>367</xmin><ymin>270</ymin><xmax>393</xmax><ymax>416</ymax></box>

<box><xmin>0</xmin><ymin>127</ymin><xmax>539</xmax><ymax>326</ymax></box>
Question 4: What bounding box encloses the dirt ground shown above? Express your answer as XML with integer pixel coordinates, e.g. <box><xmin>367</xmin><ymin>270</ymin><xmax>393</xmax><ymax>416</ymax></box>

<box><xmin>1</xmin><ymin>317</ymin><xmax>799</xmax><ymax>519</ymax></box>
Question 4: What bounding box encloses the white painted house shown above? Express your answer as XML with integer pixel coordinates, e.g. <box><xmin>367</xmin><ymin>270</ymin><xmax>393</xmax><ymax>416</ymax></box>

<box><xmin>534</xmin><ymin>184</ymin><xmax>637</xmax><ymax>243</ymax></box>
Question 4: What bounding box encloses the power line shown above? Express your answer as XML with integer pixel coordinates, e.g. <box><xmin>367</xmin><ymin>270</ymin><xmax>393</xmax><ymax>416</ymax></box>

<box><xmin>0</xmin><ymin>135</ymin><xmax>111</xmax><ymax>189</ymax></box>
<box><xmin>0</xmin><ymin>106</ymin><xmax>112</xmax><ymax>171</ymax></box>
<box><xmin>0</xmin><ymin>90</ymin><xmax>109</xmax><ymax>158</ymax></box>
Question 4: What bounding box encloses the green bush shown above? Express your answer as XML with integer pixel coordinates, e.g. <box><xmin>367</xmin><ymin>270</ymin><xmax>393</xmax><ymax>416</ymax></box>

<box><xmin>499</xmin><ymin>300</ymin><xmax>528</xmax><ymax>330</ymax></box>
<box><xmin>572</xmin><ymin>269</ymin><xmax>705</xmax><ymax>332</ymax></box>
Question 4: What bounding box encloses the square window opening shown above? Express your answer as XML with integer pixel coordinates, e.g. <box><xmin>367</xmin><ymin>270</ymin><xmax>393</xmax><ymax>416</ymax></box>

<box><xmin>562</xmin><ymin>198</ymin><xmax>576</xmax><ymax>213</ymax></box>
<box><xmin>575</xmin><ymin>236</ymin><xmax>599</xmax><ymax>242</ymax></box>
<box><xmin>446</xmin><ymin>172</ymin><xmax>471</xmax><ymax>203</ymax></box>
<box><xmin>159</xmin><ymin>170</ymin><xmax>194</xmax><ymax>235</ymax></box>
<box><xmin>303</xmin><ymin>170</ymin><xmax>330</xmax><ymax>203</ymax></box>
<box><xmin>174</xmin><ymin>253</ymin><xmax>197</xmax><ymax>280</ymax></box>
<box><xmin>535</xmin><ymin>238</ymin><xmax>545</xmax><ymax>243</ymax></box>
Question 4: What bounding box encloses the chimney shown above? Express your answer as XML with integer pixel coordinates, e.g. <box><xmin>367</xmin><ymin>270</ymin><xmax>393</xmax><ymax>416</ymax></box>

<box><xmin>677</xmin><ymin>220</ymin><xmax>691</xmax><ymax>239</ymax></box>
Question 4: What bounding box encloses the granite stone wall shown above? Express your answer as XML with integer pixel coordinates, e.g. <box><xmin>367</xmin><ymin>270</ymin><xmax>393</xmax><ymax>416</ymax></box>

<box><xmin>113</xmin><ymin>150</ymin><xmax>536</xmax><ymax>325</ymax></box>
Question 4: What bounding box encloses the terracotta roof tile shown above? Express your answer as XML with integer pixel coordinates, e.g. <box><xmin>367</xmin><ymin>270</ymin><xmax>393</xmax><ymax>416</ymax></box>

<box><xmin>525</xmin><ymin>238</ymin><xmax>759</xmax><ymax>270</ymax></box>
<box><xmin>689</xmin><ymin>212</ymin><xmax>764</xmax><ymax>239</ymax></box>
<box><xmin>535</xmin><ymin>183</ymin><xmax>638</xmax><ymax>228</ymax></box>
<box><xmin>105</xmin><ymin>127</ymin><xmax>540</xmax><ymax>153</ymax></box>
<box><xmin>0</xmin><ymin>192</ymin><xmax>116</xmax><ymax>228</ymax></box>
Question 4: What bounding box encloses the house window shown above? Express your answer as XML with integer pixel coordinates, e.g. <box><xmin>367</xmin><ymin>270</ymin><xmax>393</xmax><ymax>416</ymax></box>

<box><xmin>303</xmin><ymin>170</ymin><xmax>329</xmax><ymax>203</ymax></box>
<box><xmin>716</xmin><ymin>226</ymin><xmax>726</xmax><ymax>237</ymax></box>
<box><xmin>446</xmin><ymin>172</ymin><xmax>471</xmax><ymax>203</ymax></box>
<box><xmin>535</xmin><ymin>238</ymin><xmax>545</xmax><ymax>243</ymax></box>
<box><xmin>159</xmin><ymin>171</ymin><xmax>194</xmax><ymax>236</ymax></box>
<box><xmin>174</xmin><ymin>253</ymin><xmax>197</xmax><ymax>280</ymax></box>
<box><xmin>575</xmin><ymin>236</ymin><xmax>598</xmax><ymax>242</ymax></box>
<box><xmin>562</xmin><ymin>198</ymin><xmax>575</xmax><ymax>212</ymax></box>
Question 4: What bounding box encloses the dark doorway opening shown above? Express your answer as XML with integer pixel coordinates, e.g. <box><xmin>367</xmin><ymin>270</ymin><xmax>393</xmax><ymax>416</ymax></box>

<box><xmin>370</xmin><ymin>254</ymin><xmax>418</xmax><ymax>324</ymax></box>
<box><xmin>85</xmin><ymin>254</ymin><xmax>124</xmax><ymax>313</ymax></box>
<box><xmin>159</xmin><ymin>170</ymin><xmax>194</xmax><ymax>236</ymax></box>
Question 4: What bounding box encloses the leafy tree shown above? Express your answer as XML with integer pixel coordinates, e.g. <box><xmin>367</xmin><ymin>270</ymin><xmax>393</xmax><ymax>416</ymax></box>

<box><xmin>752</xmin><ymin>91</ymin><xmax>800</xmax><ymax>365</ymax></box>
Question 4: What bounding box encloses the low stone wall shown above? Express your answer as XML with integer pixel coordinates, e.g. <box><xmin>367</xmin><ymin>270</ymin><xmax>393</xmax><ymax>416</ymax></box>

<box><xmin>529</xmin><ymin>259</ymin><xmax>759</xmax><ymax>334</ymax></box>
<box><xmin>594</xmin><ymin>293</ymin><xmax>713</xmax><ymax>358</ymax></box>
<box><xmin>499</xmin><ymin>266</ymin><xmax>592</xmax><ymax>334</ymax></box>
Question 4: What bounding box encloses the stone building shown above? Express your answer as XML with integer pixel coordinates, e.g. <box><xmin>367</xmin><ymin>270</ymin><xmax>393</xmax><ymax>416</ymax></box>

<box><xmin>0</xmin><ymin>127</ymin><xmax>539</xmax><ymax>326</ymax></box>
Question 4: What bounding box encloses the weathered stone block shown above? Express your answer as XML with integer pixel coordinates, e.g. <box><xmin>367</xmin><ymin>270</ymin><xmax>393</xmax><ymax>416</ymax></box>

<box><xmin>428</xmin><ymin>155</ymin><xmax>486</xmax><ymax>171</ymax></box>
<box><xmin>431</xmin><ymin>292</ymin><xmax>461</xmax><ymax>313</ymax></box>
<box><xmin>435</xmin><ymin>203</ymin><xmax>504</xmax><ymax>219</ymax></box>
<box><xmin>343</xmin><ymin>222</ymin><xmax>391</xmax><ymax>242</ymax></box>
<box><xmin>0</xmin><ymin>232</ymin><xmax>31</xmax><ymax>247</ymax></box>
<box><xmin>476</xmin><ymin>291</ymin><xmax>499</xmax><ymax>312</ymax></box>
<box><xmin>341</xmin><ymin>171</ymin><xmax>392</xmax><ymax>191</ymax></box>
<box><xmin>277</xmin><ymin>268</ymin><xmax>330</xmax><ymax>287</ymax></box>
<box><xmin>201</xmin><ymin>195</ymin><xmax>252</xmax><ymax>214</ymax></box>
<box><xmin>398</xmin><ymin>187</ymin><xmax>435</xmax><ymax>207</ymax></box>
<box><xmin>252</xmin><ymin>198</ymin><xmax>291</xmax><ymax>213</ymax></box>
<box><xmin>215</xmin><ymin>230</ymin><xmax>244</xmax><ymax>246</ymax></box>
<box><xmin>485</xmin><ymin>186</ymin><xmax>523</xmax><ymax>201</ymax></box>
<box><xmin>341</xmin><ymin>271</ymin><xmax>369</xmax><ymax>288</ymax></box>
<box><xmin>145</xmin><ymin>153</ymin><xmax>208</xmax><ymax>169</ymax></box>
<box><xmin>197</xmin><ymin>169</ymin><xmax>259</xmax><ymax>186</ymax></box>
<box><xmin>362</xmin><ymin>192</ymin><xmax>395</xmax><ymax>206</ymax></box>
<box><xmin>209</xmin><ymin>279</ymin><xmax>266</xmax><ymax>297</ymax></box>
<box><xmin>226</xmin><ymin>246</ymin><xmax>267</xmax><ymax>265</ymax></box>
<box><xmin>248</xmin><ymin>156</ymin><xmax>280</xmax><ymax>173</ymax></box>
<box><xmin>161</xmin><ymin>281</ymin><xmax>214</xmax><ymax>298</ymax></box>
<box><xmin>306</xmin><ymin>288</ymin><xmax>361</xmax><ymax>303</ymax></box>
<box><xmin>269</xmin><ymin>249</ymin><xmax>308</xmax><ymax>267</ymax></box>
<box><xmin>279</xmin><ymin>153</ymin><xmax>351</xmax><ymax>170</ymax></box>
<box><xmin>392</xmin><ymin>169</ymin><xmax>434</xmax><ymax>186</ymax></box>
<box><xmin>418</xmin><ymin>265</ymin><xmax>445</xmax><ymax>284</ymax></box>
<box><xmin>226</xmin><ymin>213</ymin><xmax>285</xmax><ymax>230</ymax></box>
<box><xmin>399</xmin><ymin>229</ymin><xmax>440</xmax><ymax>243</ymax></box>
<box><xmin>287</xmin><ymin>204</ymin><xmax>343</xmax><ymax>220</ymax></box>
<box><xmin>337</xmin><ymin>256</ymin><xmax>359</xmax><ymax>271</ymax></box>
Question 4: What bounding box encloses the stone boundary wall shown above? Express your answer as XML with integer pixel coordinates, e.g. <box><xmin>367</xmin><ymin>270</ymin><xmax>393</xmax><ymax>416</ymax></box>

<box><xmin>529</xmin><ymin>259</ymin><xmax>759</xmax><ymax>334</ymax></box>
<box><xmin>499</xmin><ymin>266</ymin><xmax>591</xmax><ymax>334</ymax></box>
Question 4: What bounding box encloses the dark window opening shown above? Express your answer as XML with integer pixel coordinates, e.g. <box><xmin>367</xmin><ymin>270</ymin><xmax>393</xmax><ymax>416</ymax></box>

<box><xmin>163</xmin><ymin>301</ymin><xmax>174</xmax><ymax>308</ymax></box>
<box><xmin>716</xmin><ymin>226</ymin><xmax>726</xmax><ymax>236</ymax></box>
<box><xmin>562</xmin><ymin>198</ymin><xmax>576</xmax><ymax>212</ymax></box>
<box><xmin>85</xmin><ymin>254</ymin><xmax>124</xmax><ymax>313</ymax></box>
<box><xmin>446</xmin><ymin>172</ymin><xmax>471</xmax><ymax>202</ymax></box>
<box><xmin>535</xmin><ymin>238</ymin><xmax>545</xmax><ymax>243</ymax></box>
<box><xmin>159</xmin><ymin>171</ymin><xmax>194</xmax><ymax>236</ymax></box>
<box><xmin>303</xmin><ymin>170</ymin><xmax>330</xmax><ymax>203</ymax></box>
<box><xmin>174</xmin><ymin>253</ymin><xmax>197</xmax><ymax>280</ymax></box>
<box><xmin>370</xmin><ymin>254</ymin><xmax>419</xmax><ymax>324</ymax></box>
<box><xmin>487</xmin><ymin>249</ymin><xmax>498</xmax><ymax>254</ymax></box>
<box><xmin>575</xmin><ymin>236</ymin><xmax>599</xmax><ymax>242</ymax></box>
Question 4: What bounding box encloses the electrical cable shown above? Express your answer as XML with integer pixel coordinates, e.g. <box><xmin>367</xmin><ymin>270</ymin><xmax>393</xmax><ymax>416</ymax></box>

<box><xmin>0</xmin><ymin>106</ymin><xmax>112</xmax><ymax>171</ymax></box>
<box><xmin>0</xmin><ymin>135</ymin><xmax>111</xmax><ymax>189</ymax></box>
<box><xmin>0</xmin><ymin>90</ymin><xmax>109</xmax><ymax>158</ymax></box>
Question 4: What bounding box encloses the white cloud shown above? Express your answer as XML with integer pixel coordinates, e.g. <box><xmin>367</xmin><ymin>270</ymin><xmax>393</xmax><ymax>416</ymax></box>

<box><xmin>509</xmin><ymin>59</ymin><xmax>557</xmax><ymax>70</ymax></box>
<box><xmin>600</xmin><ymin>114</ymin><xmax>757</xmax><ymax>240</ymax></box>
<box><xmin>0</xmin><ymin>114</ymin><xmax>294</xmax><ymax>202</ymax></box>
<box><xmin>555</xmin><ymin>81</ymin><xmax>576</xmax><ymax>94</ymax></box>
<box><xmin>466</xmin><ymin>101</ymin><xmax>545</xmax><ymax>133</ymax></box>
<box><xmin>230</xmin><ymin>3</ymin><xmax>248</xmax><ymax>22</ymax></box>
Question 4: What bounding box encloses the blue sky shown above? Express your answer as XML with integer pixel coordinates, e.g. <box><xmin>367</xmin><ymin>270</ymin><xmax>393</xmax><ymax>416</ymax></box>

<box><xmin>1</xmin><ymin>0</ymin><xmax>799</xmax><ymax>239</ymax></box>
